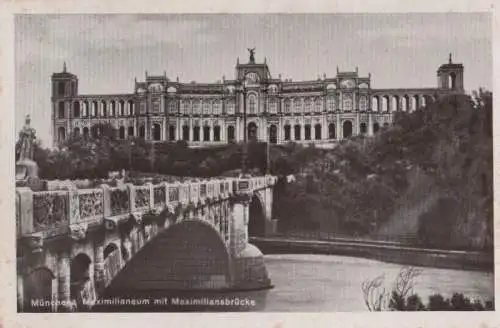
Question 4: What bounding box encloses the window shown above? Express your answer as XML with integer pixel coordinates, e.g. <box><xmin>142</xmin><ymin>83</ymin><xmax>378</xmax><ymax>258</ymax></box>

<box><xmin>182</xmin><ymin>125</ymin><xmax>189</xmax><ymax>141</ymax></box>
<box><xmin>314</xmin><ymin>124</ymin><xmax>322</xmax><ymax>140</ymax></box>
<box><xmin>119</xmin><ymin>126</ymin><xmax>125</xmax><ymax>139</ymax></box>
<box><xmin>284</xmin><ymin>125</ymin><xmax>291</xmax><ymax>141</ymax></box>
<box><xmin>128</xmin><ymin>126</ymin><xmax>134</xmax><ymax>137</ymax></box>
<box><xmin>225</xmin><ymin>100</ymin><xmax>235</xmax><ymax>114</ymax></box>
<box><xmin>91</xmin><ymin>101</ymin><xmax>97</xmax><ymax>117</ymax></box>
<box><xmin>360</xmin><ymin>123</ymin><xmax>367</xmax><ymax>134</ymax></box>
<box><xmin>343</xmin><ymin>95</ymin><xmax>353</xmax><ymax>112</ymax></box>
<box><xmin>284</xmin><ymin>99</ymin><xmax>291</xmax><ymax>113</ymax></box>
<box><xmin>73</xmin><ymin>102</ymin><xmax>80</xmax><ymax>118</ymax></box>
<box><xmin>193</xmin><ymin>126</ymin><xmax>200</xmax><ymax>141</ymax></box>
<box><xmin>227</xmin><ymin>126</ymin><xmax>235</xmax><ymax>142</ymax></box>
<box><xmin>151</xmin><ymin>98</ymin><xmax>160</xmax><ymax>113</ymax></box>
<box><xmin>58</xmin><ymin>82</ymin><xmax>65</xmax><ymax>96</ymax></box>
<box><xmin>213</xmin><ymin>101</ymin><xmax>221</xmax><ymax>115</ymax></box>
<box><xmin>58</xmin><ymin>127</ymin><xmax>66</xmax><ymax>141</ymax></box>
<box><xmin>100</xmin><ymin>101</ymin><xmax>107</xmax><ymax>117</ymax></box>
<box><xmin>315</xmin><ymin>98</ymin><xmax>323</xmax><ymax>112</ymax></box>
<box><xmin>214</xmin><ymin>125</ymin><xmax>221</xmax><ymax>141</ymax></box>
<box><xmin>373</xmin><ymin>123</ymin><xmax>380</xmax><ymax>134</ymax></box>
<box><xmin>110</xmin><ymin>101</ymin><xmax>116</xmax><ymax>116</ymax></box>
<box><xmin>58</xmin><ymin>102</ymin><xmax>65</xmax><ymax>118</ymax></box>
<box><xmin>328</xmin><ymin>123</ymin><xmax>336</xmax><ymax>139</ymax></box>
<box><xmin>153</xmin><ymin>124</ymin><xmax>161</xmax><ymax>141</ymax></box>
<box><xmin>294</xmin><ymin>125</ymin><xmax>301</xmax><ymax>140</ymax></box>
<box><xmin>139</xmin><ymin>125</ymin><xmax>145</xmax><ymax>138</ymax></box>
<box><xmin>268</xmin><ymin>99</ymin><xmax>277</xmax><ymax>113</ymax></box>
<box><xmin>304</xmin><ymin>124</ymin><xmax>311</xmax><ymax>140</ymax></box>
<box><xmin>294</xmin><ymin>99</ymin><xmax>301</xmax><ymax>113</ymax></box>
<box><xmin>203</xmin><ymin>126</ymin><xmax>210</xmax><ymax>141</ymax></box>
<box><xmin>169</xmin><ymin>100</ymin><xmax>177</xmax><ymax>113</ymax></box>
<box><xmin>359</xmin><ymin>96</ymin><xmax>367</xmax><ymax>111</ymax></box>
<box><xmin>327</xmin><ymin>96</ymin><xmax>336</xmax><ymax>111</ymax></box>
<box><xmin>203</xmin><ymin>101</ymin><xmax>210</xmax><ymax>115</ymax></box>
<box><xmin>193</xmin><ymin>100</ymin><xmax>201</xmax><ymax>114</ymax></box>
<box><xmin>169</xmin><ymin>125</ymin><xmax>176</xmax><ymax>141</ymax></box>
<box><xmin>304</xmin><ymin>98</ymin><xmax>312</xmax><ymax>113</ymax></box>
<box><xmin>248</xmin><ymin>94</ymin><xmax>257</xmax><ymax>114</ymax></box>
<box><xmin>269</xmin><ymin>125</ymin><xmax>277</xmax><ymax>144</ymax></box>
<box><xmin>128</xmin><ymin>100</ymin><xmax>134</xmax><ymax>116</ymax></box>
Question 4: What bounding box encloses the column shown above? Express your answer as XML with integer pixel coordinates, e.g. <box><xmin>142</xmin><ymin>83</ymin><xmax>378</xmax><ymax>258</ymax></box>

<box><xmin>336</xmin><ymin>112</ymin><xmax>341</xmax><ymax>140</ymax></box>
<box><xmin>236</xmin><ymin>116</ymin><xmax>241</xmax><ymax>142</ymax></box>
<box><xmin>93</xmin><ymin>243</ymin><xmax>104</xmax><ymax>293</ymax></box>
<box><xmin>210</xmin><ymin>121</ymin><xmax>214</xmax><ymax>142</ymax></box>
<box><xmin>356</xmin><ymin>112</ymin><xmax>360</xmax><ymax>136</ymax></box>
<box><xmin>321</xmin><ymin>116</ymin><xmax>328</xmax><ymax>140</ymax></box>
<box><xmin>176</xmin><ymin>118</ymin><xmax>181</xmax><ymax>141</ymax></box>
<box><xmin>368</xmin><ymin>113</ymin><xmax>374</xmax><ymax>136</ymax></box>
<box><xmin>57</xmin><ymin>251</ymin><xmax>72</xmax><ymax>312</ymax></box>
<box><xmin>189</xmin><ymin>119</ymin><xmax>193</xmax><ymax>141</ymax></box>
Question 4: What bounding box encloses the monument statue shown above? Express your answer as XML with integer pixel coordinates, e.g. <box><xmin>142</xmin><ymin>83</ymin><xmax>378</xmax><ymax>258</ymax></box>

<box><xmin>248</xmin><ymin>47</ymin><xmax>256</xmax><ymax>64</ymax></box>
<box><xmin>16</xmin><ymin>114</ymin><xmax>41</xmax><ymax>187</ymax></box>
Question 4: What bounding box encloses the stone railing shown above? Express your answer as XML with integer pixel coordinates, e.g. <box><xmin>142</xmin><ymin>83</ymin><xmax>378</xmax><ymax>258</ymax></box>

<box><xmin>16</xmin><ymin>175</ymin><xmax>278</xmax><ymax>239</ymax></box>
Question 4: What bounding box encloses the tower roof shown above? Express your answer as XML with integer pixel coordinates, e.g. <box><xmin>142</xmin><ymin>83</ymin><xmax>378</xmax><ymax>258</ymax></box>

<box><xmin>52</xmin><ymin>62</ymin><xmax>77</xmax><ymax>79</ymax></box>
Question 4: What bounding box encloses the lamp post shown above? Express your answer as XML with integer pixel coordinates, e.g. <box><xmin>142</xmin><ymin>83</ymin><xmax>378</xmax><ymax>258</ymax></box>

<box><xmin>241</xmin><ymin>85</ymin><xmax>248</xmax><ymax>176</ymax></box>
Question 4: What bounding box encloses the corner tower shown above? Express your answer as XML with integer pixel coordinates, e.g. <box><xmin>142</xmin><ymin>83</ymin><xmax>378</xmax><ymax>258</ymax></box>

<box><xmin>437</xmin><ymin>54</ymin><xmax>464</xmax><ymax>91</ymax></box>
<box><xmin>51</xmin><ymin>62</ymin><xmax>78</xmax><ymax>98</ymax></box>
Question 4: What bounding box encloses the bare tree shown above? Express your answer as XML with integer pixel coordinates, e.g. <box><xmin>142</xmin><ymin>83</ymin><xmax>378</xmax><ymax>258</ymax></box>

<box><xmin>361</xmin><ymin>274</ymin><xmax>389</xmax><ymax>311</ymax></box>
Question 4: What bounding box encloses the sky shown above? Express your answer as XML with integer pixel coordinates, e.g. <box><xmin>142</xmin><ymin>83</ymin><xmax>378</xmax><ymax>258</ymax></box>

<box><xmin>15</xmin><ymin>13</ymin><xmax>492</xmax><ymax>147</ymax></box>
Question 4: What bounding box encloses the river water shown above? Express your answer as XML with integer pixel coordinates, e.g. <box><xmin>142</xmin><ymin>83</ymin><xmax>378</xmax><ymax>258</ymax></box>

<box><xmin>94</xmin><ymin>253</ymin><xmax>494</xmax><ymax>312</ymax></box>
<box><xmin>250</xmin><ymin>254</ymin><xmax>494</xmax><ymax>312</ymax></box>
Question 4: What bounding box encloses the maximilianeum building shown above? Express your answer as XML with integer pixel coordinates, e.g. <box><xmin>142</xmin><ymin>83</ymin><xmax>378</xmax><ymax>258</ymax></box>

<box><xmin>51</xmin><ymin>51</ymin><xmax>464</xmax><ymax>148</ymax></box>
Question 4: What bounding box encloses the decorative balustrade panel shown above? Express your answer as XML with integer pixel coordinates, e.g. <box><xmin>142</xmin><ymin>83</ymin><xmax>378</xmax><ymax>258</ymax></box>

<box><xmin>168</xmin><ymin>186</ymin><xmax>179</xmax><ymax>202</ymax></box>
<box><xmin>79</xmin><ymin>189</ymin><xmax>104</xmax><ymax>220</ymax></box>
<box><xmin>135</xmin><ymin>186</ymin><xmax>150</xmax><ymax>209</ymax></box>
<box><xmin>109</xmin><ymin>188</ymin><xmax>130</xmax><ymax>216</ymax></box>
<box><xmin>32</xmin><ymin>191</ymin><xmax>69</xmax><ymax>232</ymax></box>
<box><xmin>153</xmin><ymin>184</ymin><xmax>166</xmax><ymax>208</ymax></box>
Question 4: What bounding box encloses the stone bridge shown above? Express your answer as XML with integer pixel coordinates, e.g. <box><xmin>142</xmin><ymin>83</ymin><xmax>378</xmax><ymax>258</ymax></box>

<box><xmin>16</xmin><ymin>175</ymin><xmax>278</xmax><ymax>312</ymax></box>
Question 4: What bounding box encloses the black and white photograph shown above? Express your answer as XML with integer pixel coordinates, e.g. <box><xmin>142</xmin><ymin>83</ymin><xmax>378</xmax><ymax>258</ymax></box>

<box><xmin>8</xmin><ymin>8</ymin><xmax>496</xmax><ymax>319</ymax></box>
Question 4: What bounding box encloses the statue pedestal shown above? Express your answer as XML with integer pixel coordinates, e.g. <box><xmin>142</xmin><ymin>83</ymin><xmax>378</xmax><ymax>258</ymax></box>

<box><xmin>16</xmin><ymin>159</ymin><xmax>44</xmax><ymax>191</ymax></box>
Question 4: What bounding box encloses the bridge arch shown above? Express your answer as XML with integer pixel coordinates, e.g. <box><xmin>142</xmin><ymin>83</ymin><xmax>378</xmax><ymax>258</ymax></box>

<box><xmin>249</xmin><ymin>194</ymin><xmax>266</xmax><ymax>236</ymax></box>
<box><xmin>23</xmin><ymin>267</ymin><xmax>55</xmax><ymax>312</ymax></box>
<box><xmin>106</xmin><ymin>219</ymin><xmax>232</xmax><ymax>293</ymax></box>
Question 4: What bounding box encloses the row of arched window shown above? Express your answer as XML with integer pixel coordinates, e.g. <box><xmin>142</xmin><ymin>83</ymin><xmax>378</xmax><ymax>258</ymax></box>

<box><xmin>371</xmin><ymin>94</ymin><xmax>432</xmax><ymax>112</ymax></box>
<box><xmin>57</xmin><ymin>99</ymin><xmax>135</xmax><ymax>119</ymax></box>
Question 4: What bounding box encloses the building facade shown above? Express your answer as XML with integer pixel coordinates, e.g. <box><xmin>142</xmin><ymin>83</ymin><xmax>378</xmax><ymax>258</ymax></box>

<box><xmin>51</xmin><ymin>52</ymin><xmax>464</xmax><ymax>148</ymax></box>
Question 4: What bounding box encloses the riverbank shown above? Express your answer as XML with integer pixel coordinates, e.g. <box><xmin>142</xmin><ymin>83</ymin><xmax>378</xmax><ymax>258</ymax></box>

<box><xmin>250</xmin><ymin>237</ymin><xmax>494</xmax><ymax>272</ymax></box>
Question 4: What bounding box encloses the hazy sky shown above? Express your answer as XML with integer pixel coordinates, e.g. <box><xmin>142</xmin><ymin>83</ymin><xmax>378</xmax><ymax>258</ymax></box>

<box><xmin>15</xmin><ymin>13</ymin><xmax>492</xmax><ymax>147</ymax></box>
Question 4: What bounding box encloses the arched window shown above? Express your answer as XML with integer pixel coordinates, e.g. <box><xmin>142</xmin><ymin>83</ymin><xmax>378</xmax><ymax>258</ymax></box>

<box><xmin>139</xmin><ymin>125</ymin><xmax>145</xmax><ymax>138</ymax></box>
<box><xmin>359</xmin><ymin>96</ymin><xmax>367</xmax><ymax>111</ymax></box>
<box><xmin>128</xmin><ymin>100</ymin><xmax>134</xmax><ymax>116</ymax></box>
<box><xmin>391</xmin><ymin>96</ymin><xmax>399</xmax><ymax>112</ymax></box>
<box><xmin>214</xmin><ymin>125</ymin><xmax>221</xmax><ymax>141</ymax></box>
<box><xmin>153</xmin><ymin>124</ymin><xmax>161</xmax><ymax>141</ymax></box>
<box><xmin>83</xmin><ymin>127</ymin><xmax>89</xmax><ymax>138</ymax></box>
<box><xmin>372</xmin><ymin>96</ymin><xmax>379</xmax><ymax>112</ymax></box>
<box><xmin>402</xmin><ymin>95</ymin><xmax>409</xmax><ymax>112</ymax></box>
<box><xmin>283</xmin><ymin>99</ymin><xmax>291</xmax><ymax>113</ymax></box>
<box><xmin>360</xmin><ymin>123</ymin><xmax>367</xmax><ymax>134</ymax></box>
<box><xmin>314</xmin><ymin>98</ymin><xmax>323</xmax><ymax>112</ymax></box>
<box><xmin>225</xmin><ymin>100</ymin><xmax>235</xmax><ymax>114</ymax></box>
<box><xmin>269</xmin><ymin>125</ymin><xmax>277</xmax><ymax>144</ymax></box>
<box><xmin>248</xmin><ymin>94</ymin><xmax>257</xmax><ymax>114</ymax></box>
<box><xmin>81</xmin><ymin>101</ymin><xmax>88</xmax><ymax>117</ymax></box>
<box><xmin>110</xmin><ymin>101</ymin><xmax>116</xmax><ymax>117</ymax></box>
<box><xmin>119</xmin><ymin>126</ymin><xmax>125</xmax><ymax>139</ymax></box>
<box><xmin>73</xmin><ymin>127</ymin><xmax>80</xmax><ymax>138</ymax></box>
<box><xmin>91</xmin><ymin>101</ymin><xmax>98</xmax><ymax>117</ymax></box>
<box><xmin>328</xmin><ymin>123</ymin><xmax>336</xmax><ymax>139</ymax></box>
<box><xmin>373</xmin><ymin>123</ymin><xmax>380</xmax><ymax>134</ymax></box>
<box><xmin>58</xmin><ymin>102</ymin><xmax>65</xmax><ymax>119</ymax></box>
<box><xmin>227</xmin><ymin>125</ymin><xmax>235</xmax><ymax>142</ymax></box>
<box><xmin>449</xmin><ymin>73</ymin><xmax>456</xmax><ymax>89</ymax></box>
<box><xmin>213</xmin><ymin>101</ymin><xmax>222</xmax><ymax>115</ymax></box>
<box><xmin>327</xmin><ymin>96</ymin><xmax>336</xmax><ymax>111</ymax></box>
<box><xmin>169</xmin><ymin>125</ymin><xmax>176</xmax><ymax>141</ymax></box>
<box><xmin>342</xmin><ymin>95</ymin><xmax>353</xmax><ymax>112</ymax></box>
<box><xmin>91</xmin><ymin>125</ymin><xmax>99</xmax><ymax>138</ymax></box>
<box><xmin>294</xmin><ymin>124</ymin><xmax>301</xmax><ymax>140</ymax></box>
<box><xmin>314</xmin><ymin>124</ymin><xmax>322</xmax><ymax>140</ymax></box>
<box><xmin>128</xmin><ymin>126</ymin><xmax>134</xmax><ymax>137</ymax></box>
<box><xmin>304</xmin><ymin>98</ymin><xmax>312</xmax><ymax>113</ymax></box>
<box><xmin>73</xmin><ymin>101</ymin><xmax>80</xmax><ymax>118</ymax></box>
<box><xmin>248</xmin><ymin>122</ymin><xmax>258</xmax><ymax>141</ymax></box>
<box><xmin>193</xmin><ymin>100</ymin><xmax>201</xmax><ymax>114</ymax></box>
<box><xmin>284</xmin><ymin>125</ymin><xmax>291</xmax><ymax>141</ymax></box>
<box><xmin>382</xmin><ymin>96</ymin><xmax>389</xmax><ymax>112</ymax></box>
<box><xmin>100</xmin><ymin>101</ymin><xmax>106</xmax><ymax>117</ymax></box>
<box><xmin>203</xmin><ymin>125</ymin><xmax>210</xmax><ymax>141</ymax></box>
<box><xmin>118</xmin><ymin>100</ymin><xmax>125</xmax><ymax>116</ymax></box>
<box><xmin>193</xmin><ymin>126</ymin><xmax>200</xmax><ymax>141</ymax></box>
<box><xmin>169</xmin><ymin>100</ymin><xmax>177</xmax><ymax>114</ymax></box>
<box><xmin>304</xmin><ymin>124</ymin><xmax>311</xmax><ymax>140</ymax></box>
<box><xmin>294</xmin><ymin>98</ymin><xmax>302</xmax><ymax>113</ymax></box>
<box><xmin>182</xmin><ymin>125</ymin><xmax>189</xmax><ymax>141</ymax></box>
<box><xmin>202</xmin><ymin>101</ymin><xmax>210</xmax><ymax>115</ymax></box>
<box><xmin>343</xmin><ymin>121</ymin><xmax>353</xmax><ymax>138</ymax></box>
<box><xmin>268</xmin><ymin>99</ymin><xmax>277</xmax><ymax>113</ymax></box>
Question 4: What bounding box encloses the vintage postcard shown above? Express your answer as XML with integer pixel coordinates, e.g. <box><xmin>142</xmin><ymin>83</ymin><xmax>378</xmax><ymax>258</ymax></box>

<box><xmin>1</xmin><ymin>1</ymin><xmax>498</xmax><ymax>328</ymax></box>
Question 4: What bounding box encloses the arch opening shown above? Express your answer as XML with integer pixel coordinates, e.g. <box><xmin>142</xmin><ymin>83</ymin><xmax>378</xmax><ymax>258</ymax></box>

<box><xmin>248</xmin><ymin>122</ymin><xmax>258</xmax><ymax>142</ymax></box>
<box><xmin>269</xmin><ymin>125</ymin><xmax>277</xmax><ymax>144</ymax></box>
<box><xmin>23</xmin><ymin>267</ymin><xmax>55</xmax><ymax>312</ymax></box>
<box><xmin>248</xmin><ymin>195</ymin><xmax>266</xmax><ymax>237</ymax></box>
<box><xmin>342</xmin><ymin>121</ymin><xmax>353</xmax><ymax>138</ymax></box>
<box><xmin>70</xmin><ymin>253</ymin><xmax>92</xmax><ymax>307</ymax></box>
